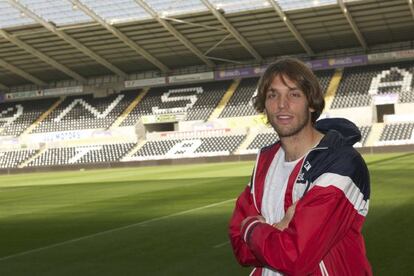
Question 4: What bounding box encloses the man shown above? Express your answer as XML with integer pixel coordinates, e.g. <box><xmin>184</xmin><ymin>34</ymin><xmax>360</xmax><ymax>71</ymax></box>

<box><xmin>228</xmin><ymin>58</ymin><xmax>372</xmax><ymax>275</ymax></box>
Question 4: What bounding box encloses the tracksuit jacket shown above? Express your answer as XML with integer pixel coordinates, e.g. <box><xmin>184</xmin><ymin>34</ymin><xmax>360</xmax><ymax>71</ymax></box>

<box><xmin>229</xmin><ymin>118</ymin><xmax>372</xmax><ymax>276</ymax></box>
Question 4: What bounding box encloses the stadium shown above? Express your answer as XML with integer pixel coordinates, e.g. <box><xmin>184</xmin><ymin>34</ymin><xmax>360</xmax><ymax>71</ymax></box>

<box><xmin>0</xmin><ymin>0</ymin><xmax>413</xmax><ymax>275</ymax></box>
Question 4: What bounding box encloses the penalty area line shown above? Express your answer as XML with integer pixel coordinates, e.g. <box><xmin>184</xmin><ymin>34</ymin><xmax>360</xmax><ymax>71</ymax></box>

<box><xmin>0</xmin><ymin>198</ymin><xmax>236</xmax><ymax>262</ymax></box>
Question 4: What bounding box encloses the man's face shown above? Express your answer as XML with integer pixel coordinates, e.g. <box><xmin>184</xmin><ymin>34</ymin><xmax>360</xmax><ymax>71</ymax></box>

<box><xmin>264</xmin><ymin>74</ymin><xmax>314</xmax><ymax>138</ymax></box>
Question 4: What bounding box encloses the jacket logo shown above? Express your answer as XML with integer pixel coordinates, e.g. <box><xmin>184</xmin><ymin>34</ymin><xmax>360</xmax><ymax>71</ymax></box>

<box><xmin>304</xmin><ymin>161</ymin><xmax>312</xmax><ymax>171</ymax></box>
<box><xmin>297</xmin><ymin>172</ymin><xmax>305</xmax><ymax>183</ymax></box>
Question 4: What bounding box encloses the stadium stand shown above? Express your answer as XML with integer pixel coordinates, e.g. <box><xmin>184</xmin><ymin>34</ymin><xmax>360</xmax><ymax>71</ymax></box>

<box><xmin>0</xmin><ymin>149</ymin><xmax>38</xmax><ymax>168</ymax></box>
<box><xmin>130</xmin><ymin>135</ymin><xmax>245</xmax><ymax>160</ymax></box>
<box><xmin>399</xmin><ymin>90</ymin><xmax>414</xmax><ymax>103</ymax></box>
<box><xmin>120</xmin><ymin>80</ymin><xmax>232</xmax><ymax>126</ymax></box>
<box><xmin>219</xmin><ymin>77</ymin><xmax>258</xmax><ymax>118</ymax></box>
<box><xmin>26</xmin><ymin>143</ymin><xmax>135</xmax><ymax>167</ymax></box>
<box><xmin>331</xmin><ymin>61</ymin><xmax>414</xmax><ymax>109</ymax></box>
<box><xmin>247</xmin><ymin>132</ymin><xmax>279</xmax><ymax>150</ymax></box>
<box><xmin>379</xmin><ymin>123</ymin><xmax>414</xmax><ymax>142</ymax></box>
<box><xmin>316</xmin><ymin>70</ymin><xmax>335</xmax><ymax>95</ymax></box>
<box><xmin>359</xmin><ymin>125</ymin><xmax>372</xmax><ymax>146</ymax></box>
<box><xmin>0</xmin><ymin>61</ymin><xmax>412</xmax><ymax>170</ymax></box>
<box><xmin>0</xmin><ymin>98</ymin><xmax>58</xmax><ymax>137</ymax></box>
<box><xmin>31</xmin><ymin>93</ymin><xmax>137</xmax><ymax>133</ymax></box>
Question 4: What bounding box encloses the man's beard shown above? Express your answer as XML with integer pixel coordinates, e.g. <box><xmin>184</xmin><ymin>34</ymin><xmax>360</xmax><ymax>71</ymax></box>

<box><xmin>268</xmin><ymin>111</ymin><xmax>310</xmax><ymax>138</ymax></box>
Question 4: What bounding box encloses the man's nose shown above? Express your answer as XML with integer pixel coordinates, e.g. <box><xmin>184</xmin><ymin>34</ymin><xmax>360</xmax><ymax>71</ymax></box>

<box><xmin>278</xmin><ymin>94</ymin><xmax>288</xmax><ymax>109</ymax></box>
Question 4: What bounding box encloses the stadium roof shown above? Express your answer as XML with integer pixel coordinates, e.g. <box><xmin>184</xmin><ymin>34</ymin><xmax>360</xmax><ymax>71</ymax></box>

<box><xmin>0</xmin><ymin>0</ymin><xmax>413</xmax><ymax>90</ymax></box>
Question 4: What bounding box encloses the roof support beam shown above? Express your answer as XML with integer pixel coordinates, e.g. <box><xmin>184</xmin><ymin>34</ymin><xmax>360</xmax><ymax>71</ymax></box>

<box><xmin>409</xmin><ymin>0</ymin><xmax>414</xmax><ymax>20</ymax></box>
<box><xmin>267</xmin><ymin>0</ymin><xmax>314</xmax><ymax>56</ymax></box>
<box><xmin>0</xmin><ymin>30</ymin><xmax>87</xmax><ymax>83</ymax></box>
<box><xmin>71</xmin><ymin>0</ymin><xmax>170</xmax><ymax>73</ymax></box>
<box><xmin>200</xmin><ymin>0</ymin><xmax>262</xmax><ymax>62</ymax></box>
<box><xmin>0</xmin><ymin>58</ymin><xmax>47</xmax><ymax>86</ymax></box>
<box><xmin>7</xmin><ymin>0</ymin><xmax>128</xmax><ymax>79</ymax></box>
<box><xmin>204</xmin><ymin>34</ymin><xmax>232</xmax><ymax>56</ymax></box>
<box><xmin>338</xmin><ymin>0</ymin><xmax>368</xmax><ymax>50</ymax></box>
<box><xmin>162</xmin><ymin>17</ymin><xmax>227</xmax><ymax>32</ymax></box>
<box><xmin>134</xmin><ymin>0</ymin><xmax>214</xmax><ymax>68</ymax></box>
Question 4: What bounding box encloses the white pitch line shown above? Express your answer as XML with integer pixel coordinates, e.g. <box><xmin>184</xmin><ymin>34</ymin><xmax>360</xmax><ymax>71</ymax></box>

<box><xmin>0</xmin><ymin>198</ymin><xmax>236</xmax><ymax>261</ymax></box>
<box><xmin>213</xmin><ymin>241</ymin><xmax>230</xmax><ymax>248</ymax></box>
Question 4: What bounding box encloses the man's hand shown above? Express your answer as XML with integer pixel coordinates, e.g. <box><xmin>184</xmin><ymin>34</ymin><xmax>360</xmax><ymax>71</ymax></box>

<box><xmin>240</xmin><ymin>202</ymin><xmax>298</xmax><ymax>232</ymax></box>
<box><xmin>241</xmin><ymin>215</ymin><xmax>265</xmax><ymax>231</ymax></box>
<box><xmin>272</xmin><ymin>202</ymin><xmax>297</xmax><ymax>231</ymax></box>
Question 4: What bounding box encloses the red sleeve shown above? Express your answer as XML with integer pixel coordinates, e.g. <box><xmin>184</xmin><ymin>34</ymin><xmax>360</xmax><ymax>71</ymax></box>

<box><xmin>242</xmin><ymin>184</ymin><xmax>361</xmax><ymax>275</ymax></box>
<box><xmin>228</xmin><ymin>185</ymin><xmax>264</xmax><ymax>267</ymax></box>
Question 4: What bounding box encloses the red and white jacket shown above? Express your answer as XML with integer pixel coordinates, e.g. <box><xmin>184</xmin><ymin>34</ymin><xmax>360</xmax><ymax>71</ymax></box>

<box><xmin>229</xmin><ymin>118</ymin><xmax>372</xmax><ymax>276</ymax></box>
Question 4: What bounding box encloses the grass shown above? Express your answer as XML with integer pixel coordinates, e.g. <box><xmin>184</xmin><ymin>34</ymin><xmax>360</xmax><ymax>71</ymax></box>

<box><xmin>0</xmin><ymin>153</ymin><xmax>413</xmax><ymax>275</ymax></box>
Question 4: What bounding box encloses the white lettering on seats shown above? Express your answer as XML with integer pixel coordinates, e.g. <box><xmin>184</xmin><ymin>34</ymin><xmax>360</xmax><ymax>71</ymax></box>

<box><xmin>68</xmin><ymin>146</ymin><xmax>103</xmax><ymax>164</ymax></box>
<box><xmin>152</xmin><ymin>87</ymin><xmax>203</xmax><ymax>114</ymax></box>
<box><xmin>54</xmin><ymin>95</ymin><xmax>124</xmax><ymax>122</ymax></box>
<box><xmin>0</xmin><ymin>104</ymin><xmax>23</xmax><ymax>128</ymax></box>
<box><xmin>369</xmin><ymin>67</ymin><xmax>412</xmax><ymax>95</ymax></box>
<box><xmin>166</xmin><ymin>139</ymin><xmax>202</xmax><ymax>156</ymax></box>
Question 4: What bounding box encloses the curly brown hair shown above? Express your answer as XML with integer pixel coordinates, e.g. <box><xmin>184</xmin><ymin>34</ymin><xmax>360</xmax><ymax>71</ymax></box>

<box><xmin>253</xmin><ymin>58</ymin><xmax>325</xmax><ymax>124</ymax></box>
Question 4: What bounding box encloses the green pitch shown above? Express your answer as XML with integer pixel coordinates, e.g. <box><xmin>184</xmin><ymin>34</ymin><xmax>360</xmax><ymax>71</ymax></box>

<box><xmin>0</xmin><ymin>152</ymin><xmax>413</xmax><ymax>275</ymax></box>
